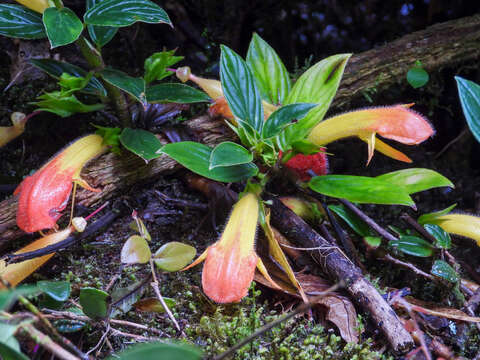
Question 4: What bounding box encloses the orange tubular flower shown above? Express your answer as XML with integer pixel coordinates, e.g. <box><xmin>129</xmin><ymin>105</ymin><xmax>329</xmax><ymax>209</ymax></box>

<box><xmin>15</xmin><ymin>0</ymin><xmax>50</xmax><ymax>13</ymax></box>
<box><xmin>14</xmin><ymin>134</ymin><xmax>106</xmax><ymax>233</ymax></box>
<box><xmin>176</xmin><ymin>67</ymin><xmax>277</xmax><ymax>121</ymax></box>
<box><xmin>185</xmin><ymin>193</ymin><xmax>262</xmax><ymax>303</ymax></box>
<box><xmin>307</xmin><ymin>105</ymin><xmax>434</xmax><ymax>164</ymax></box>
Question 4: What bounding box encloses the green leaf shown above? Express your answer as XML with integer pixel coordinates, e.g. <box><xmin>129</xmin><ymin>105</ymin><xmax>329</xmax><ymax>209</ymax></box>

<box><xmin>110</xmin><ymin>281</ymin><xmax>148</xmax><ymax>316</ymax></box>
<box><xmin>86</xmin><ymin>0</ymin><xmax>118</xmax><ymax>47</ymax></box>
<box><xmin>424</xmin><ymin>224</ymin><xmax>451</xmax><ymax>249</ymax></box>
<box><xmin>220</xmin><ymin>45</ymin><xmax>264</xmax><ymax>134</ymax></box>
<box><xmin>246</xmin><ymin>33</ymin><xmax>291</xmax><ymax>104</ymax></box>
<box><xmin>30</xmin><ymin>59</ymin><xmax>107</xmax><ymax>96</ymax></box>
<box><xmin>119</xmin><ymin>128</ymin><xmax>162</xmax><ymax>162</ymax></box>
<box><xmin>37</xmin><ymin>281</ymin><xmax>70</xmax><ymax>302</ymax></box>
<box><xmin>129</xmin><ymin>214</ymin><xmax>151</xmax><ymax>241</ymax></box>
<box><xmin>0</xmin><ymin>285</ymin><xmax>40</xmax><ymax>311</ymax></box>
<box><xmin>94</xmin><ymin>125</ymin><xmax>122</xmax><ymax>152</ymax></box>
<box><xmin>407</xmin><ymin>67</ymin><xmax>429</xmax><ymax>89</ymax></box>
<box><xmin>0</xmin><ymin>342</ymin><xmax>29</xmax><ymax>360</ymax></box>
<box><xmin>309</xmin><ymin>175</ymin><xmax>414</xmax><ymax>206</ymax></box>
<box><xmin>133</xmin><ymin>297</ymin><xmax>175</xmax><ymax>313</ymax></box>
<box><xmin>101</xmin><ymin>69</ymin><xmax>146</xmax><ymax>103</ymax></box>
<box><xmin>0</xmin><ymin>323</ymin><xmax>19</xmax><ymax>347</ymax></box>
<box><xmin>431</xmin><ymin>260</ymin><xmax>458</xmax><ymax>283</ymax></box>
<box><xmin>0</xmin><ymin>323</ymin><xmax>21</xmax><ymax>355</ymax></box>
<box><xmin>153</xmin><ymin>242</ymin><xmax>195</xmax><ymax>272</ymax></box>
<box><xmin>289</xmin><ymin>140</ymin><xmax>322</xmax><ymax>155</ymax></box>
<box><xmin>33</xmin><ymin>91</ymin><xmax>104</xmax><ymax>117</ymax></box>
<box><xmin>54</xmin><ymin>319</ymin><xmax>86</xmax><ymax>333</ymax></box>
<box><xmin>58</xmin><ymin>73</ymin><xmax>91</xmax><ymax>94</ymax></box>
<box><xmin>376</xmin><ymin>168</ymin><xmax>454</xmax><ymax>194</ymax></box>
<box><xmin>278</xmin><ymin>54</ymin><xmax>350</xmax><ymax>149</ymax></box>
<box><xmin>389</xmin><ymin>236</ymin><xmax>434</xmax><ymax>257</ymax></box>
<box><xmin>262</xmin><ymin>103</ymin><xmax>316</xmax><ymax>139</ymax></box>
<box><xmin>0</xmin><ymin>4</ymin><xmax>46</xmax><ymax>39</ymax></box>
<box><xmin>109</xmin><ymin>342</ymin><xmax>202</xmax><ymax>360</ymax></box>
<box><xmin>43</xmin><ymin>7</ymin><xmax>83</xmax><ymax>48</ymax></box>
<box><xmin>121</xmin><ymin>235</ymin><xmax>151</xmax><ymax>264</ymax></box>
<box><xmin>79</xmin><ymin>288</ymin><xmax>109</xmax><ymax>319</ymax></box>
<box><xmin>328</xmin><ymin>204</ymin><xmax>374</xmax><ymax>237</ymax></box>
<box><xmin>364</xmin><ymin>236</ymin><xmax>382</xmax><ymax>248</ymax></box>
<box><xmin>418</xmin><ymin>204</ymin><xmax>456</xmax><ymax>225</ymax></box>
<box><xmin>84</xmin><ymin>0</ymin><xmax>171</xmax><ymax>27</ymax></box>
<box><xmin>144</xmin><ymin>50</ymin><xmax>183</xmax><ymax>84</ymax></box>
<box><xmin>209</xmin><ymin>142</ymin><xmax>253</xmax><ymax>169</ymax></box>
<box><xmin>146</xmin><ymin>83</ymin><xmax>210</xmax><ymax>104</ymax></box>
<box><xmin>456</xmin><ymin>76</ymin><xmax>480</xmax><ymax>143</ymax></box>
<box><xmin>161</xmin><ymin>141</ymin><xmax>258</xmax><ymax>182</ymax></box>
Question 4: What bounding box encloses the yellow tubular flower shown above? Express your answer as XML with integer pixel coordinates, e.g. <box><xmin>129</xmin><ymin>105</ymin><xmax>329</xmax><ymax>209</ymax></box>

<box><xmin>432</xmin><ymin>214</ymin><xmax>480</xmax><ymax>246</ymax></box>
<box><xmin>15</xmin><ymin>0</ymin><xmax>50</xmax><ymax>13</ymax></box>
<box><xmin>307</xmin><ymin>105</ymin><xmax>434</xmax><ymax>164</ymax></box>
<box><xmin>0</xmin><ymin>228</ymin><xmax>72</xmax><ymax>287</ymax></box>
<box><xmin>184</xmin><ymin>193</ymin><xmax>261</xmax><ymax>303</ymax></box>
<box><xmin>176</xmin><ymin>67</ymin><xmax>277</xmax><ymax>121</ymax></box>
<box><xmin>0</xmin><ymin>112</ymin><xmax>27</xmax><ymax>148</ymax></box>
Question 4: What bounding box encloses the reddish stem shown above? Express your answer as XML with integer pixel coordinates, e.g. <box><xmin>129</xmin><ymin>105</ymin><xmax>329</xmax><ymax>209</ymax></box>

<box><xmin>84</xmin><ymin>201</ymin><xmax>110</xmax><ymax>221</ymax></box>
<box><xmin>24</xmin><ymin>110</ymin><xmax>43</xmax><ymax>122</ymax></box>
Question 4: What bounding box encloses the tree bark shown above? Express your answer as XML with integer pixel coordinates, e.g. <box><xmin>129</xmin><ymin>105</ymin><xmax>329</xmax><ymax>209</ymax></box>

<box><xmin>332</xmin><ymin>14</ymin><xmax>480</xmax><ymax>109</ymax></box>
<box><xmin>1</xmin><ymin>14</ymin><xmax>480</xmax><ymax>246</ymax></box>
<box><xmin>0</xmin><ymin>116</ymin><xmax>231</xmax><ymax>248</ymax></box>
<box><xmin>266</xmin><ymin>196</ymin><xmax>414</xmax><ymax>353</ymax></box>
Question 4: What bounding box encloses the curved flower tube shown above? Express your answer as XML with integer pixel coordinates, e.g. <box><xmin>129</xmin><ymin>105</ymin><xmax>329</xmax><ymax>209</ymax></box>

<box><xmin>14</xmin><ymin>134</ymin><xmax>106</xmax><ymax>233</ymax></box>
<box><xmin>185</xmin><ymin>193</ymin><xmax>263</xmax><ymax>303</ymax></box>
<box><xmin>0</xmin><ymin>227</ymin><xmax>72</xmax><ymax>287</ymax></box>
<box><xmin>307</xmin><ymin>105</ymin><xmax>434</xmax><ymax>164</ymax></box>
<box><xmin>429</xmin><ymin>214</ymin><xmax>480</xmax><ymax>246</ymax></box>
<box><xmin>176</xmin><ymin>67</ymin><xmax>277</xmax><ymax>121</ymax></box>
<box><xmin>15</xmin><ymin>0</ymin><xmax>51</xmax><ymax>13</ymax></box>
<box><xmin>0</xmin><ymin>112</ymin><xmax>27</xmax><ymax>148</ymax></box>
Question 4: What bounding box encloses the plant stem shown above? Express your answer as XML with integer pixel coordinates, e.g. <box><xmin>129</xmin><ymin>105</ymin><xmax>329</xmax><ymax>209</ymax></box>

<box><xmin>339</xmin><ymin>199</ymin><xmax>398</xmax><ymax>242</ymax></box>
<box><xmin>149</xmin><ymin>260</ymin><xmax>182</xmax><ymax>333</ymax></box>
<box><xmin>0</xmin><ymin>279</ymin><xmax>88</xmax><ymax>359</ymax></box>
<box><xmin>76</xmin><ymin>36</ymin><xmax>131</xmax><ymax>126</ymax></box>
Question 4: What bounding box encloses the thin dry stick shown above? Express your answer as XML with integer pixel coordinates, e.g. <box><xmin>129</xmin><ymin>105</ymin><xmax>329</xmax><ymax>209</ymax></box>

<box><xmin>0</xmin><ymin>279</ymin><xmax>88</xmax><ymax>360</ymax></box>
<box><xmin>339</xmin><ymin>199</ymin><xmax>398</xmax><ymax>242</ymax></box>
<box><xmin>21</xmin><ymin>322</ymin><xmax>81</xmax><ymax>360</ymax></box>
<box><xmin>86</xmin><ymin>322</ymin><xmax>110</xmax><ymax>356</ymax></box>
<box><xmin>44</xmin><ymin>310</ymin><xmax>164</xmax><ymax>336</ymax></box>
<box><xmin>400</xmin><ymin>213</ymin><xmax>437</xmax><ymax>243</ymax></box>
<box><xmin>149</xmin><ymin>260</ymin><xmax>182</xmax><ymax>333</ymax></box>
<box><xmin>110</xmin><ymin>327</ymin><xmax>161</xmax><ymax>342</ymax></box>
<box><xmin>213</xmin><ymin>284</ymin><xmax>339</xmax><ymax>360</ymax></box>
<box><xmin>0</xmin><ymin>312</ymin><xmax>80</xmax><ymax>360</ymax></box>
<box><xmin>382</xmin><ymin>254</ymin><xmax>434</xmax><ymax>280</ymax></box>
<box><xmin>393</xmin><ymin>296</ymin><xmax>433</xmax><ymax>360</ymax></box>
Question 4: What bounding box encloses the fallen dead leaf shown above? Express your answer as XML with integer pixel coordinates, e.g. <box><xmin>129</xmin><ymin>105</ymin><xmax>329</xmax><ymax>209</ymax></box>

<box><xmin>254</xmin><ymin>266</ymin><xmax>359</xmax><ymax>343</ymax></box>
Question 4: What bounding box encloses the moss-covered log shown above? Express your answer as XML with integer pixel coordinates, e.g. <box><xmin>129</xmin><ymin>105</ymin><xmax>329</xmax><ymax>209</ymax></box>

<box><xmin>0</xmin><ymin>115</ymin><xmax>229</xmax><ymax>247</ymax></box>
<box><xmin>332</xmin><ymin>14</ymin><xmax>480</xmax><ymax>109</ymax></box>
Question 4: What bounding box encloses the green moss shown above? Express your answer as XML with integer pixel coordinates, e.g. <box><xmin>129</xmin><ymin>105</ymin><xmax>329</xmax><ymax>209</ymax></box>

<box><xmin>183</xmin><ymin>284</ymin><xmax>389</xmax><ymax>360</ymax></box>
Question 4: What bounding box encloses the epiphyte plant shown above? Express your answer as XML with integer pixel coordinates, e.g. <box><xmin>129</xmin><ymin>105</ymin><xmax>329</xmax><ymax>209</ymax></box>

<box><xmin>0</xmin><ymin>0</ymin><xmax>210</xmax><ymax>161</ymax></box>
<box><xmin>158</xmin><ymin>33</ymin><xmax>452</xmax><ymax>303</ymax></box>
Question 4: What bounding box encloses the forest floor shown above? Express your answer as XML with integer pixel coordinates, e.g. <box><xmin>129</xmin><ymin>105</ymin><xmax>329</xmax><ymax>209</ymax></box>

<box><xmin>2</xmin><ymin>29</ymin><xmax>480</xmax><ymax>359</ymax></box>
